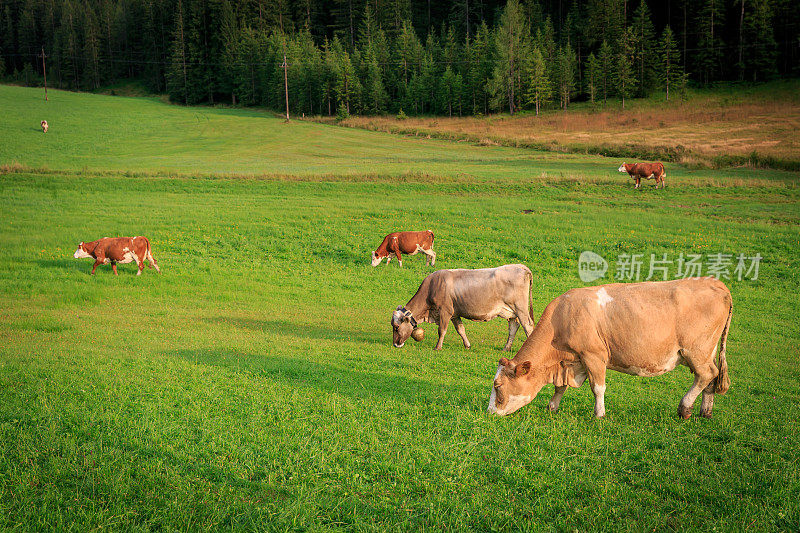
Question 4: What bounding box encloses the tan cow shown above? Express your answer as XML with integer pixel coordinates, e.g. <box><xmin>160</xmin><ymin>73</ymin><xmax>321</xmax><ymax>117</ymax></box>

<box><xmin>73</xmin><ymin>236</ymin><xmax>160</xmax><ymax>275</ymax></box>
<box><xmin>372</xmin><ymin>230</ymin><xmax>435</xmax><ymax>267</ymax></box>
<box><xmin>487</xmin><ymin>278</ymin><xmax>731</xmax><ymax>419</ymax></box>
<box><xmin>392</xmin><ymin>264</ymin><xmax>536</xmax><ymax>351</ymax></box>
<box><xmin>41</xmin><ymin>120</ymin><xmax>49</xmax><ymax>133</ymax></box>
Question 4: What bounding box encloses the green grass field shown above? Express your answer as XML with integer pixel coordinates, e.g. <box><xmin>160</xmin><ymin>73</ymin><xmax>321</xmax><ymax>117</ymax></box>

<box><xmin>1</xmin><ymin>85</ymin><xmax>799</xmax><ymax>531</ymax></box>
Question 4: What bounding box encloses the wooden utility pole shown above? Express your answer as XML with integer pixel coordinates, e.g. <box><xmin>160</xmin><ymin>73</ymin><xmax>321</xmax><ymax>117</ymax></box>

<box><xmin>40</xmin><ymin>46</ymin><xmax>48</xmax><ymax>101</ymax></box>
<box><xmin>280</xmin><ymin>12</ymin><xmax>290</xmax><ymax>122</ymax></box>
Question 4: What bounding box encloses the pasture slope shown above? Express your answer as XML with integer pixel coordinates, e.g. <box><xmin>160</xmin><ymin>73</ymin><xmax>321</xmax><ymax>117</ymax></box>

<box><xmin>1</xmin><ymin>85</ymin><xmax>799</xmax><ymax>531</ymax></box>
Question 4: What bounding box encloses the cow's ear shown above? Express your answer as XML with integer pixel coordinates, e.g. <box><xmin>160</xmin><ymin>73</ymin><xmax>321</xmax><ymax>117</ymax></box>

<box><xmin>515</xmin><ymin>361</ymin><xmax>531</xmax><ymax>377</ymax></box>
<box><xmin>499</xmin><ymin>357</ymin><xmax>511</xmax><ymax>367</ymax></box>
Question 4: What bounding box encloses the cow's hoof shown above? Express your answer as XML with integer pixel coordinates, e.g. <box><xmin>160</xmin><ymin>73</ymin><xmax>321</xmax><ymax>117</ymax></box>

<box><xmin>678</xmin><ymin>405</ymin><xmax>692</xmax><ymax>419</ymax></box>
<box><xmin>502</xmin><ymin>346</ymin><xmax>512</xmax><ymax>352</ymax></box>
<box><xmin>699</xmin><ymin>410</ymin><xmax>713</xmax><ymax>419</ymax></box>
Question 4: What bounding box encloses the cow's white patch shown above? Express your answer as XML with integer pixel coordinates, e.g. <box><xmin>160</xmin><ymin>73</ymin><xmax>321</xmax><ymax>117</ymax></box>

<box><xmin>501</xmin><ymin>394</ymin><xmax>532</xmax><ymax>415</ymax></box>
<box><xmin>596</xmin><ymin>287</ymin><xmax>613</xmax><ymax>307</ymax></box>
<box><xmin>393</xmin><ymin>341</ymin><xmax>405</xmax><ymax>348</ymax></box>
<box><xmin>618</xmin><ymin>164</ymin><xmax>626</xmax><ymax>172</ymax></box>
<box><xmin>487</xmin><ymin>365</ymin><xmax>503</xmax><ymax>412</ymax></box>
<box><xmin>119</xmin><ymin>251</ymin><xmax>136</xmax><ymax>264</ymax></box>
<box><xmin>73</xmin><ymin>248</ymin><xmax>91</xmax><ymax>259</ymax></box>
<box><xmin>592</xmin><ymin>384</ymin><xmax>606</xmax><ymax>417</ymax></box>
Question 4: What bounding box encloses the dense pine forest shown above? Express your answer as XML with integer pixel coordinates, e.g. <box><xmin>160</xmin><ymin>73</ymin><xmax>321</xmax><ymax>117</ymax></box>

<box><xmin>1</xmin><ymin>0</ymin><xmax>798</xmax><ymax>116</ymax></box>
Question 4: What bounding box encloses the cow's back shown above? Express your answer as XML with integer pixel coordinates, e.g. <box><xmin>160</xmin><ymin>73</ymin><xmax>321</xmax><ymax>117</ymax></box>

<box><xmin>429</xmin><ymin>264</ymin><xmax>530</xmax><ymax>319</ymax></box>
<box><xmin>551</xmin><ymin>278</ymin><xmax>730</xmax><ymax>371</ymax></box>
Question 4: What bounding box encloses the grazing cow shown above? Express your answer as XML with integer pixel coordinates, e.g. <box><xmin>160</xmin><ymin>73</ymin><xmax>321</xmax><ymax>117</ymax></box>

<box><xmin>392</xmin><ymin>264</ymin><xmax>535</xmax><ymax>351</ymax></box>
<box><xmin>618</xmin><ymin>162</ymin><xmax>666</xmax><ymax>189</ymax></box>
<box><xmin>73</xmin><ymin>236</ymin><xmax>160</xmax><ymax>276</ymax></box>
<box><xmin>487</xmin><ymin>278</ymin><xmax>731</xmax><ymax>419</ymax></box>
<box><xmin>41</xmin><ymin>120</ymin><xmax>48</xmax><ymax>133</ymax></box>
<box><xmin>371</xmin><ymin>230</ymin><xmax>436</xmax><ymax>267</ymax></box>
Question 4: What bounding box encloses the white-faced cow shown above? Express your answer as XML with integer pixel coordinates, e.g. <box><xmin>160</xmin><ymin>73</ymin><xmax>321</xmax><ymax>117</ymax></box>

<box><xmin>41</xmin><ymin>120</ymin><xmax>49</xmax><ymax>133</ymax></box>
<box><xmin>372</xmin><ymin>230</ymin><xmax>435</xmax><ymax>267</ymax></box>
<box><xmin>392</xmin><ymin>264</ymin><xmax>536</xmax><ymax>351</ymax></box>
<box><xmin>73</xmin><ymin>236</ymin><xmax>160</xmax><ymax>276</ymax></box>
<box><xmin>487</xmin><ymin>278</ymin><xmax>731</xmax><ymax>419</ymax></box>
<box><xmin>618</xmin><ymin>162</ymin><xmax>666</xmax><ymax>189</ymax></box>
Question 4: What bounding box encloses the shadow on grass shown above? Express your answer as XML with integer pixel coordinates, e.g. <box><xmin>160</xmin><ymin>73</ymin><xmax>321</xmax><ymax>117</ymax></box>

<box><xmin>166</xmin><ymin>347</ymin><xmax>456</xmax><ymax>407</ymax></box>
<box><xmin>201</xmin><ymin>316</ymin><xmax>385</xmax><ymax>346</ymax></box>
<box><xmin>34</xmin><ymin>258</ymin><xmax>86</xmax><ymax>271</ymax></box>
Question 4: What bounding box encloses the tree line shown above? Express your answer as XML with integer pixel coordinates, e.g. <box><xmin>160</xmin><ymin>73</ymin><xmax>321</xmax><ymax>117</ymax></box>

<box><xmin>1</xmin><ymin>0</ymin><xmax>797</xmax><ymax>116</ymax></box>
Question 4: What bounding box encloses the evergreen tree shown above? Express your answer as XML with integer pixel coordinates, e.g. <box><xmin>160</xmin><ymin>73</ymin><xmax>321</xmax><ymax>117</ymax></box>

<box><xmin>362</xmin><ymin>50</ymin><xmax>387</xmax><ymax>114</ymax></box>
<box><xmin>82</xmin><ymin>8</ymin><xmax>101</xmax><ymax>90</ymax></box>
<box><xmin>167</xmin><ymin>0</ymin><xmax>189</xmax><ymax>104</ymax></box>
<box><xmin>523</xmin><ymin>45</ymin><xmax>550</xmax><ymax>115</ymax></box>
<box><xmin>615</xmin><ymin>28</ymin><xmax>637</xmax><ymax>109</ymax></box>
<box><xmin>439</xmin><ymin>65</ymin><xmax>461</xmax><ymax>116</ymax></box>
<box><xmin>631</xmin><ymin>0</ymin><xmax>656</xmax><ymax>97</ymax></box>
<box><xmin>585</xmin><ymin>51</ymin><xmax>599</xmax><ymax>103</ymax></box>
<box><xmin>742</xmin><ymin>0</ymin><xmax>777</xmax><ymax>81</ymax></box>
<box><xmin>467</xmin><ymin>20</ymin><xmax>493</xmax><ymax>114</ymax></box>
<box><xmin>555</xmin><ymin>43</ymin><xmax>576</xmax><ymax>109</ymax></box>
<box><xmin>597</xmin><ymin>39</ymin><xmax>613</xmax><ymax>104</ymax></box>
<box><xmin>489</xmin><ymin>0</ymin><xmax>529</xmax><ymax>114</ymax></box>
<box><xmin>695</xmin><ymin>0</ymin><xmax>725</xmax><ymax>85</ymax></box>
<box><xmin>657</xmin><ymin>26</ymin><xmax>685</xmax><ymax>101</ymax></box>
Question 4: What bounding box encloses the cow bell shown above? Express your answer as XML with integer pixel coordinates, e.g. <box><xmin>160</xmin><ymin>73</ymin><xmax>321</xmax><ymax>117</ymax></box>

<box><xmin>411</xmin><ymin>328</ymin><xmax>424</xmax><ymax>342</ymax></box>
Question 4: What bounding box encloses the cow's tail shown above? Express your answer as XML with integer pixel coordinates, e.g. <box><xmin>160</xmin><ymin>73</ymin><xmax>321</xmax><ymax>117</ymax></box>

<box><xmin>526</xmin><ymin>269</ymin><xmax>536</xmax><ymax>328</ymax></box>
<box><xmin>715</xmin><ymin>301</ymin><xmax>732</xmax><ymax>394</ymax></box>
<box><xmin>141</xmin><ymin>237</ymin><xmax>160</xmax><ymax>272</ymax></box>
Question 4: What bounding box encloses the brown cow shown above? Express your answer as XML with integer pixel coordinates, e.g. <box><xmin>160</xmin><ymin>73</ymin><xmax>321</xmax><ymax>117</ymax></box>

<box><xmin>618</xmin><ymin>162</ymin><xmax>666</xmax><ymax>189</ymax></box>
<box><xmin>392</xmin><ymin>264</ymin><xmax>536</xmax><ymax>351</ymax></box>
<box><xmin>371</xmin><ymin>230</ymin><xmax>435</xmax><ymax>267</ymax></box>
<box><xmin>487</xmin><ymin>278</ymin><xmax>731</xmax><ymax>419</ymax></box>
<box><xmin>41</xmin><ymin>120</ymin><xmax>49</xmax><ymax>133</ymax></box>
<box><xmin>73</xmin><ymin>236</ymin><xmax>160</xmax><ymax>276</ymax></box>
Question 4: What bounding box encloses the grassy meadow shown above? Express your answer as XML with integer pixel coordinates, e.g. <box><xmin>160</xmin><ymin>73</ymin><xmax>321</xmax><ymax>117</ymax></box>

<box><xmin>1</xmin><ymin>84</ymin><xmax>800</xmax><ymax>530</ymax></box>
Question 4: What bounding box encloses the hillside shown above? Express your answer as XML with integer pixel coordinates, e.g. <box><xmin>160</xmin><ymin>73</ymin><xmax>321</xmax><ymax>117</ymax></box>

<box><xmin>335</xmin><ymin>81</ymin><xmax>800</xmax><ymax>171</ymax></box>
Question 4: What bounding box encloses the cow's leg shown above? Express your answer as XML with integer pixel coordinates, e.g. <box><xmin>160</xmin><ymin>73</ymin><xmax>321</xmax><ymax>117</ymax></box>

<box><xmin>452</xmin><ymin>317</ymin><xmax>470</xmax><ymax>349</ymax></box>
<box><xmin>678</xmin><ymin>362</ymin><xmax>718</xmax><ymax>419</ymax></box>
<box><xmin>395</xmin><ymin>249</ymin><xmax>403</xmax><ymax>267</ymax></box>
<box><xmin>504</xmin><ymin>319</ymin><xmax>520</xmax><ymax>351</ymax></box>
<box><xmin>435</xmin><ymin>310</ymin><xmax>453</xmax><ymax>350</ymax></box>
<box><xmin>582</xmin><ymin>355</ymin><xmax>608</xmax><ymax>418</ymax></box>
<box><xmin>548</xmin><ymin>385</ymin><xmax>568</xmax><ymax>412</ymax></box>
<box><xmin>386</xmin><ymin>257</ymin><xmax>391</xmax><ymax>265</ymax></box>
<box><xmin>635</xmin><ymin>177</ymin><xmax>641</xmax><ymax>189</ymax></box>
<box><xmin>699</xmin><ymin>382</ymin><xmax>716</xmax><ymax>418</ymax></box>
<box><xmin>514</xmin><ymin>305</ymin><xmax>535</xmax><ymax>336</ymax></box>
<box><xmin>111</xmin><ymin>262</ymin><xmax>118</xmax><ymax>276</ymax></box>
<box><xmin>90</xmin><ymin>259</ymin><xmax>102</xmax><ymax>275</ymax></box>
<box><xmin>422</xmin><ymin>248</ymin><xmax>436</xmax><ymax>266</ymax></box>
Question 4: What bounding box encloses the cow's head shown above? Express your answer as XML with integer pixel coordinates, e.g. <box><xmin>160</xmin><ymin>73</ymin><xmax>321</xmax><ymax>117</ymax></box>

<box><xmin>73</xmin><ymin>242</ymin><xmax>91</xmax><ymax>259</ymax></box>
<box><xmin>487</xmin><ymin>356</ymin><xmax>545</xmax><ymax>416</ymax></box>
<box><xmin>617</xmin><ymin>163</ymin><xmax>627</xmax><ymax>172</ymax></box>
<box><xmin>371</xmin><ymin>251</ymin><xmax>384</xmax><ymax>267</ymax></box>
<box><xmin>391</xmin><ymin>306</ymin><xmax>423</xmax><ymax>347</ymax></box>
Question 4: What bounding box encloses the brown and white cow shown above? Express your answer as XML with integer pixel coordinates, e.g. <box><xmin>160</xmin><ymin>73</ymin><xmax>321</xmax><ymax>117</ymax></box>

<box><xmin>372</xmin><ymin>230</ymin><xmax>435</xmax><ymax>267</ymax></box>
<box><xmin>41</xmin><ymin>120</ymin><xmax>49</xmax><ymax>133</ymax></box>
<box><xmin>618</xmin><ymin>162</ymin><xmax>666</xmax><ymax>189</ymax></box>
<box><xmin>73</xmin><ymin>236</ymin><xmax>160</xmax><ymax>276</ymax></box>
<box><xmin>392</xmin><ymin>264</ymin><xmax>536</xmax><ymax>351</ymax></box>
<box><xmin>487</xmin><ymin>278</ymin><xmax>731</xmax><ymax>419</ymax></box>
